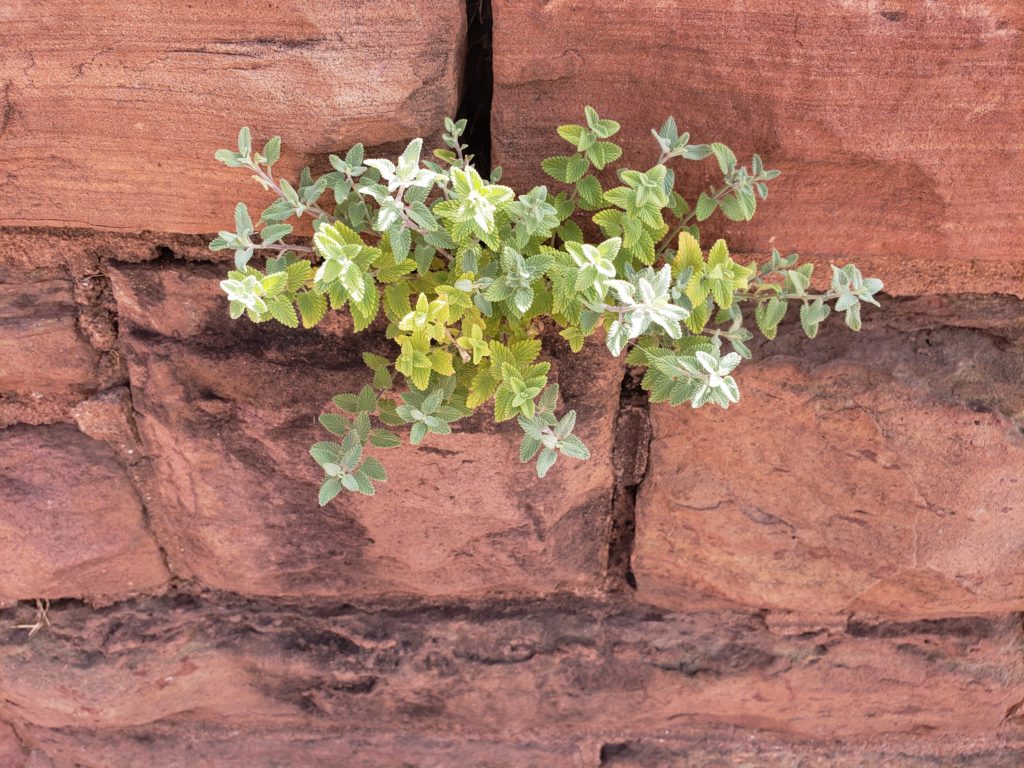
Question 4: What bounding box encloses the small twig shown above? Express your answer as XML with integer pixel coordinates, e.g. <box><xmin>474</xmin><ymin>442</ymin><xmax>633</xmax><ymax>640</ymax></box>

<box><xmin>655</xmin><ymin>184</ymin><xmax>732</xmax><ymax>258</ymax></box>
<box><xmin>15</xmin><ymin>598</ymin><xmax>51</xmax><ymax>637</ymax></box>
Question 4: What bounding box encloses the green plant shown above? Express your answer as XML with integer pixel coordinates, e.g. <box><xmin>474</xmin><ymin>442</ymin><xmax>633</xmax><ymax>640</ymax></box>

<box><xmin>212</xmin><ymin>109</ymin><xmax>882</xmax><ymax>503</ymax></box>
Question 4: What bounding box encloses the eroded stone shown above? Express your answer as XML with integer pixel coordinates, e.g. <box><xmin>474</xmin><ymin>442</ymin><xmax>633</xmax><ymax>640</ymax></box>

<box><xmin>108</xmin><ymin>260</ymin><xmax>621</xmax><ymax>597</ymax></box>
<box><xmin>0</xmin><ymin>1</ymin><xmax>465</xmax><ymax>233</ymax></box>
<box><xmin>634</xmin><ymin>304</ymin><xmax>1024</xmax><ymax>618</ymax></box>
<box><xmin>0</xmin><ymin>424</ymin><xmax>169</xmax><ymax>604</ymax></box>
<box><xmin>491</xmin><ymin>1</ymin><xmax>1024</xmax><ymax>296</ymax></box>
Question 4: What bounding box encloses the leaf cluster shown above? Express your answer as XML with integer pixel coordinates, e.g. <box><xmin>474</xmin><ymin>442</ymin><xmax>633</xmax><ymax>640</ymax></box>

<box><xmin>212</xmin><ymin>108</ymin><xmax>883</xmax><ymax>501</ymax></box>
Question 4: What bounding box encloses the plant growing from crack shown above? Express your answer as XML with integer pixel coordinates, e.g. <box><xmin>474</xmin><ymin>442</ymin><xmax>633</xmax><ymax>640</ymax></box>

<box><xmin>212</xmin><ymin>109</ymin><xmax>882</xmax><ymax>502</ymax></box>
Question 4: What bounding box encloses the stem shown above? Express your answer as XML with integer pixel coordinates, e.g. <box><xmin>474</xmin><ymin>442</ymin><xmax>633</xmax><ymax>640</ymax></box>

<box><xmin>601</xmin><ymin>303</ymin><xmax>632</xmax><ymax>315</ymax></box>
<box><xmin>254</xmin><ymin>242</ymin><xmax>314</xmax><ymax>253</ymax></box>
<box><xmin>445</xmin><ymin>327</ymin><xmax>471</xmax><ymax>362</ymax></box>
<box><xmin>250</xmin><ymin>163</ymin><xmax>337</xmax><ymax>223</ymax></box>
<box><xmin>655</xmin><ymin>184</ymin><xmax>732</xmax><ymax>258</ymax></box>
<box><xmin>734</xmin><ymin>289</ymin><xmax>840</xmax><ymax>304</ymax></box>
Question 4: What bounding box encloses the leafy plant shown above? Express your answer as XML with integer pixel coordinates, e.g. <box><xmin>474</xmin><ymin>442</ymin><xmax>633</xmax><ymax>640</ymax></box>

<box><xmin>211</xmin><ymin>110</ymin><xmax>882</xmax><ymax>503</ymax></box>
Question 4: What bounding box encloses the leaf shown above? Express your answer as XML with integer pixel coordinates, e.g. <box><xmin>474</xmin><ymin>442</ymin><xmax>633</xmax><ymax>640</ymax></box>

<box><xmin>310</xmin><ymin>441</ymin><xmax>342</xmax><ymax>465</ymax></box>
<box><xmin>493</xmin><ymin>386</ymin><xmax>517</xmax><ymax>422</ymax></box>
<box><xmin>556</xmin><ymin>124</ymin><xmax>585</xmax><ymax>146</ymax></box>
<box><xmin>520</xmin><ymin>436</ymin><xmax>542</xmax><ymax>462</ymax></box>
<box><xmin>755</xmin><ymin>297</ymin><xmax>787</xmax><ymax>340</ymax></box>
<box><xmin>541</xmin><ymin>156</ymin><xmax>573</xmax><ymax>183</ymax></box>
<box><xmin>360</xmin><ymin>456</ymin><xmax>388</xmax><ymax>482</ymax></box>
<box><xmin>467</xmin><ymin>365</ymin><xmax>500</xmax><ymax>408</ymax></box>
<box><xmin>558</xmin><ymin>434</ymin><xmax>590</xmax><ymax>460</ymax></box>
<box><xmin>576</xmin><ymin>176</ymin><xmax>603</xmax><ymax>209</ymax></box>
<box><xmin>510</xmin><ymin>339</ymin><xmax>542</xmax><ymax>367</ymax></box>
<box><xmin>559</xmin><ymin>326</ymin><xmax>586</xmax><ymax>353</ymax></box>
<box><xmin>260</xmin><ymin>223</ymin><xmax>292</xmax><ymax>244</ymax></box>
<box><xmin>266</xmin><ymin>296</ymin><xmax>298</xmax><ymax>328</ymax></box>
<box><xmin>586</xmin><ymin>142</ymin><xmax>622</xmax><ymax>170</ymax></box>
<box><xmin>383</xmin><ymin>282</ymin><xmax>412</xmax><ymax>321</ymax></box>
<box><xmin>429</xmin><ymin>350</ymin><xmax>455</xmax><ymax>376</ymax></box>
<box><xmin>295</xmin><ymin>291</ymin><xmax>327</xmax><ymax>328</ymax></box>
<box><xmin>286</xmin><ymin>261</ymin><xmax>314</xmax><ymax>292</ymax></box>
<box><xmin>536</xmin><ymin>447</ymin><xmax>558</xmax><ymax>478</ymax></box>
<box><xmin>262</xmin><ymin>136</ymin><xmax>281</xmax><ymax>166</ymax></box>
<box><xmin>719</xmin><ymin>190</ymin><xmax>756</xmax><ymax>222</ymax></box>
<box><xmin>332</xmin><ymin>393</ymin><xmax>360</xmax><ymax>412</ymax></box>
<box><xmin>695</xmin><ymin>192</ymin><xmax>718</xmax><ymax>221</ymax></box>
<box><xmin>565</xmin><ymin>154</ymin><xmax>589</xmax><ymax>183</ymax></box>
<box><xmin>355</xmin><ymin>385</ymin><xmax>378</xmax><ymax>413</ymax></box>
<box><xmin>318</xmin><ymin>413</ymin><xmax>350</xmax><ymax>435</ymax></box>
<box><xmin>350</xmin><ymin>274</ymin><xmax>380</xmax><ymax>332</ymax></box>
<box><xmin>319</xmin><ymin>478</ymin><xmax>343</xmax><ymax>506</ymax></box>
<box><xmin>234</xmin><ymin>202</ymin><xmax>253</xmax><ymax>236</ymax></box>
<box><xmin>369</xmin><ymin>429</ymin><xmax>402</xmax><ymax>448</ymax></box>
<box><xmin>237</xmin><ymin>127</ymin><xmax>252</xmax><ymax>156</ymax></box>
<box><xmin>710</xmin><ymin>143</ymin><xmax>737</xmax><ymax>174</ymax></box>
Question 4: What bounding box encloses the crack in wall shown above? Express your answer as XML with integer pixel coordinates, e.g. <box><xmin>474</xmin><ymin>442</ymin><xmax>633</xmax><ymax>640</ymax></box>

<box><xmin>456</xmin><ymin>0</ymin><xmax>493</xmax><ymax>173</ymax></box>
<box><xmin>606</xmin><ymin>366</ymin><xmax>652</xmax><ymax>590</ymax></box>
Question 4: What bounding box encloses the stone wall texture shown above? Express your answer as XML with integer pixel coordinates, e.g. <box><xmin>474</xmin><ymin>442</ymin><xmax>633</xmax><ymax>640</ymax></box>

<box><xmin>1</xmin><ymin>1</ymin><xmax>1022</xmax><ymax>765</ymax></box>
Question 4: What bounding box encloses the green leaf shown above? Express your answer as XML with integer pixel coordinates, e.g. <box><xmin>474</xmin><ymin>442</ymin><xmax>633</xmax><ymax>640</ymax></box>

<box><xmin>755</xmin><ymin>297</ymin><xmax>788</xmax><ymax>340</ymax></box>
<box><xmin>295</xmin><ymin>291</ymin><xmax>327</xmax><ymax>328</ymax></box>
<box><xmin>260</xmin><ymin>223</ymin><xmax>292</xmax><ymax>244</ymax></box>
<box><xmin>350</xmin><ymin>274</ymin><xmax>380</xmax><ymax>332</ymax></box>
<box><xmin>237</xmin><ymin>127</ymin><xmax>252</xmax><ymax>156</ymax></box>
<box><xmin>262</xmin><ymin>136</ymin><xmax>281</xmax><ymax>166</ymax></box>
<box><xmin>586</xmin><ymin>142</ymin><xmax>622</xmax><ymax>170</ymax></box>
<box><xmin>234</xmin><ymin>202</ymin><xmax>253</xmax><ymax>236</ymax></box>
<box><xmin>410</xmin><ymin>421</ymin><xmax>428</xmax><ymax>444</ymax></box>
<box><xmin>360</xmin><ymin>456</ymin><xmax>388</xmax><ymax>482</ymax></box>
<box><xmin>559</xmin><ymin>326</ymin><xmax>586</xmax><ymax>353</ymax></box>
<box><xmin>369</xmin><ymin>429</ymin><xmax>402</xmax><ymax>448</ymax></box>
<box><xmin>558</xmin><ymin>434</ymin><xmax>590</xmax><ymax>460</ymax></box>
<box><xmin>318</xmin><ymin>413</ymin><xmax>350</xmax><ymax>435</ymax></box>
<box><xmin>565</xmin><ymin>154</ymin><xmax>589</xmax><ymax>183</ymax></box>
<box><xmin>266</xmin><ymin>297</ymin><xmax>298</xmax><ymax>328</ymax></box>
<box><xmin>541</xmin><ymin>156</ymin><xmax>574</xmax><ymax>183</ymax></box>
<box><xmin>710</xmin><ymin>143</ymin><xmax>737</xmax><ymax>175</ymax></box>
<box><xmin>319</xmin><ymin>478</ymin><xmax>343</xmax><ymax>505</ymax></box>
<box><xmin>536</xmin><ymin>447</ymin><xmax>558</xmax><ymax>478</ymax></box>
<box><xmin>520</xmin><ymin>436</ymin><xmax>542</xmax><ymax>462</ymax></box>
<box><xmin>695</xmin><ymin>192</ymin><xmax>718</xmax><ymax>221</ymax></box>
<box><xmin>719</xmin><ymin>190</ymin><xmax>756</xmax><ymax>221</ymax></box>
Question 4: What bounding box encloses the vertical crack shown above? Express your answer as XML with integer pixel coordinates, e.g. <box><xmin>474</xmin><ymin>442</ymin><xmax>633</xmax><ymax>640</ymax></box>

<box><xmin>606</xmin><ymin>366</ymin><xmax>652</xmax><ymax>591</ymax></box>
<box><xmin>457</xmin><ymin>0</ymin><xmax>493</xmax><ymax>174</ymax></box>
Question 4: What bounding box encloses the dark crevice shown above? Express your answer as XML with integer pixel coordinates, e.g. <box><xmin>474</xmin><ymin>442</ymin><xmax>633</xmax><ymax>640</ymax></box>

<box><xmin>456</xmin><ymin>0</ymin><xmax>493</xmax><ymax>174</ymax></box>
<box><xmin>606</xmin><ymin>366</ymin><xmax>652</xmax><ymax>591</ymax></box>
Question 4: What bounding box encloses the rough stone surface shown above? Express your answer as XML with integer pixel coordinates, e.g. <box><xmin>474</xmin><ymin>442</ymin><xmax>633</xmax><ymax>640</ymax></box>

<box><xmin>0</xmin><ymin>722</ymin><xmax>26</xmax><ymax>767</ymax></box>
<box><xmin>12</xmin><ymin>726</ymin><xmax>1024</xmax><ymax>768</ymax></box>
<box><xmin>0</xmin><ymin>597</ymin><xmax>1020</xmax><ymax>744</ymax></box>
<box><xmin>108</xmin><ymin>260</ymin><xmax>622</xmax><ymax>598</ymax></box>
<box><xmin>0</xmin><ymin>425</ymin><xmax>169</xmax><ymax>605</ymax></box>
<box><xmin>0</xmin><ymin>1</ymin><xmax>465</xmax><ymax>233</ymax></box>
<box><xmin>0</xmin><ymin>2</ymin><xmax>1021</xmax><ymax>761</ymax></box>
<box><xmin>0</xmin><ymin>276</ymin><xmax>98</xmax><ymax>397</ymax></box>
<box><xmin>492</xmin><ymin>0</ymin><xmax>1024</xmax><ymax>296</ymax></box>
<box><xmin>17</xmin><ymin>726</ymin><xmax>583</xmax><ymax>768</ymax></box>
<box><xmin>634</xmin><ymin>299</ymin><xmax>1024</xmax><ymax>618</ymax></box>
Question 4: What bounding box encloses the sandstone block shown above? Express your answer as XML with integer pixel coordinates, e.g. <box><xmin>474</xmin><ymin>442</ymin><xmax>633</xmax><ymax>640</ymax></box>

<box><xmin>0</xmin><ymin>597</ymin><xmax>1018</xmax><ymax>741</ymax></box>
<box><xmin>108</xmin><ymin>260</ymin><xmax>621</xmax><ymax>597</ymax></box>
<box><xmin>0</xmin><ymin>1</ymin><xmax>465</xmax><ymax>233</ymax></box>
<box><xmin>0</xmin><ymin>424</ymin><xmax>169</xmax><ymax>604</ymax></box>
<box><xmin>0</xmin><ymin>278</ymin><xmax>97</xmax><ymax>396</ymax></box>
<box><xmin>491</xmin><ymin>1</ymin><xmax>1024</xmax><ymax>296</ymax></box>
<box><xmin>634</xmin><ymin>307</ymin><xmax>1024</xmax><ymax>618</ymax></box>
